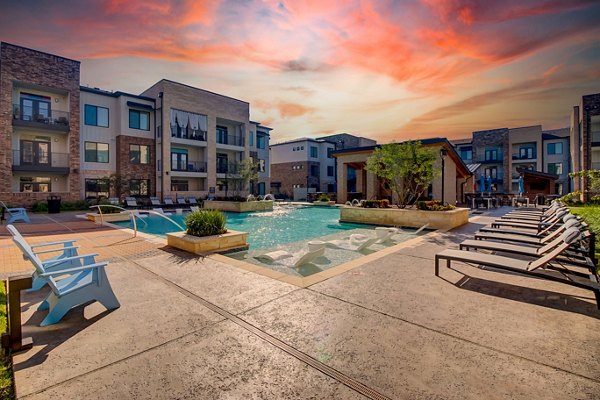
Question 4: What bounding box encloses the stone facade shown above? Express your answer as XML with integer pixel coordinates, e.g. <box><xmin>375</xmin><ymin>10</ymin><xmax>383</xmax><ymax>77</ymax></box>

<box><xmin>0</xmin><ymin>42</ymin><xmax>80</xmax><ymax>207</ymax></box>
<box><xmin>271</xmin><ymin>161</ymin><xmax>318</xmax><ymax>198</ymax></box>
<box><xmin>570</xmin><ymin>93</ymin><xmax>600</xmax><ymax>198</ymax></box>
<box><xmin>115</xmin><ymin>136</ymin><xmax>155</xmax><ymax>196</ymax></box>
<box><xmin>472</xmin><ymin>128</ymin><xmax>509</xmax><ymax>192</ymax></box>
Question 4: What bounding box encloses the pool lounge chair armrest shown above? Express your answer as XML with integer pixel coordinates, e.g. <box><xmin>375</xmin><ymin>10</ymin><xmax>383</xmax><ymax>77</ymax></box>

<box><xmin>42</xmin><ymin>253</ymin><xmax>98</xmax><ymax>267</ymax></box>
<box><xmin>30</xmin><ymin>240</ymin><xmax>77</xmax><ymax>248</ymax></box>
<box><xmin>33</xmin><ymin>245</ymin><xmax>79</xmax><ymax>255</ymax></box>
<box><xmin>39</xmin><ymin>262</ymin><xmax>109</xmax><ymax>277</ymax></box>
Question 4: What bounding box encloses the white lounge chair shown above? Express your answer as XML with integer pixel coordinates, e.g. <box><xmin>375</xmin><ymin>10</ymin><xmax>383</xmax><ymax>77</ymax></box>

<box><xmin>7</xmin><ymin>224</ymin><xmax>81</xmax><ymax>291</ymax></box>
<box><xmin>1</xmin><ymin>200</ymin><xmax>30</xmax><ymax>224</ymax></box>
<box><xmin>375</xmin><ymin>223</ymin><xmax>430</xmax><ymax>242</ymax></box>
<box><xmin>190</xmin><ymin>206</ymin><xmax>200</xmax><ymax>213</ymax></box>
<box><xmin>255</xmin><ymin>242</ymin><xmax>326</xmax><ymax>268</ymax></box>
<box><xmin>188</xmin><ymin>197</ymin><xmax>198</xmax><ymax>205</ymax></box>
<box><xmin>325</xmin><ymin>234</ymin><xmax>378</xmax><ymax>251</ymax></box>
<box><xmin>176</xmin><ymin>196</ymin><xmax>187</xmax><ymax>205</ymax></box>
<box><xmin>125</xmin><ymin>197</ymin><xmax>139</xmax><ymax>208</ymax></box>
<box><xmin>150</xmin><ymin>197</ymin><xmax>161</xmax><ymax>206</ymax></box>
<box><xmin>153</xmin><ymin>208</ymin><xmax>172</xmax><ymax>216</ymax></box>
<box><xmin>163</xmin><ymin>197</ymin><xmax>175</xmax><ymax>206</ymax></box>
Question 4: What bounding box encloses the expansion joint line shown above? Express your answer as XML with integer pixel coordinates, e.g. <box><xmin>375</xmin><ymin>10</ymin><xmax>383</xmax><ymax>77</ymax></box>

<box><xmin>47</xmin><ymin>216</ymin><xmax>393</xmax><ymax>400</ymax></box>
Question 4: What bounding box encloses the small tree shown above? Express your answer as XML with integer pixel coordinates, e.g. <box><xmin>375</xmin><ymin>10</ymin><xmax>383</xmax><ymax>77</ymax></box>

<box><xmin>227</xmin><ymin>159</ymin><xmax>259</xmax><ymax>197</ymax></box>
<box><xmin>103</xmin><ymin>173</ymin><xmax>126</xmax><ymax>199</ymax></box>
<box><xmin>365</xmin><ymin>141</ymin><xmax>440</xmax><ymax>208</ymax></box>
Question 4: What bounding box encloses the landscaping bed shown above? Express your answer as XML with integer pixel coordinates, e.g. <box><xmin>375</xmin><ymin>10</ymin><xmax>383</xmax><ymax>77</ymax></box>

<box><xmin>0</xmin><ymin>282</ymin><xmax>14</xmax><ymax>399</ymax></box>
<box><xmin>340</xmin><ymin>206</ymin><xmax>468</xmax><ymax>229</ymax></box>
<box><xmin>203</xmin><ymin>200</ymin><xmax>273</xmax><ymax>213</ymax></box>
<box><xmin>569</xmin><ymin>205</ymin><xmax>600</xmax><ymax>272</ymax></box>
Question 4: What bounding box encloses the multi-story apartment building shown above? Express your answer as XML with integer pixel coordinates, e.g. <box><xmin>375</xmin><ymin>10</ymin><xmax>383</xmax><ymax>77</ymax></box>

<box><xmin>80</xmin><ymin>87</ymin><xmax>156</xmax><ymax>200</ymax></box>
<box><xmin>542</xmin><ymin>128</ymin><xmax>570</xmax><ymax>195</ymax></box>
<box><xmin>249</xmin><ymin>122</ymin><xmax>271</xmax><ymax>195</ymax></box>
<box><xmin>316</xmin><ymin>133</ymin><xmax>376</xmax><ymax>150</ymax></box>
<box><xmin>508</xmin><ymin>125</ymin><xmax>543</xmax><ymax>193</ymax></box>
<box><xmin>270</xmin><ymin>138</ymin><xmax>337</xmax><ymax>199</ymax></box>
<box><xmin>471</xmin><ymin>127</ymin><xmax>509</xmax><ymax>192</ymax></box>
<box><xmin>570</xmin><ymin>92</ymin><xmax>600</xmax><ymax>196</ymax></box>
<box><xmin>142</xmin><ymin>79</ymin><xmax>253</xmax><ymax>200</ymax></box>
<box><xmin>0</xmin><ymin>42</ymin><xmax>81</xmax><ymax>207</ymax></box>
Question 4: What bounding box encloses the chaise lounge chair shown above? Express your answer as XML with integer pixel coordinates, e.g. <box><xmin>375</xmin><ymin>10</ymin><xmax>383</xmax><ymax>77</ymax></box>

<box><xmin>150</xmin><ymin>197</ymin><xmax>161</xmax><ymax>207</ymax></box>
<box><xmin>1</xmin><ymin>200</ymin><xmax>30</xmax><ymax>224</ymax></box>
<box><xmin>255</xmin><ymin>242</ymin><xmax>326</xmax><ymax>268</ymax></box>
<box><xmin>375</xmin><ymin>223</ymin><xmax>430</xmax><ymax>242</ymax></box>
<box><xmin>435</xmin><ymin>228</ymin><xmax>600</xmax><ymax>308</ymax></box>
<box><xmin>125</xmin><ymin>197</ymin><xmax>140</xmax><ymax>209</ymax></box>
<box><xmin>187</xmin><ymin>197</ymin><xmax>199</xmax><ymax>205</ymax></box>
<box><xmin>324</xmin><ymin>234</ymin><xmax>379</xmax><ymax>251</ymax></box>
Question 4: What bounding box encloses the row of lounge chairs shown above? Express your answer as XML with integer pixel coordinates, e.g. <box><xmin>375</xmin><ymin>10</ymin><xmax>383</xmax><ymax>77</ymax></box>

<box><xmin>255</xmin><ymin>224</ymin><xmax>429</xmax><ymax>268</ymax></box>
<box><xmin>435</xmin><ymin>201</ymin><xmax>600</xmax><ymax>308</ymax></box>
<box><xmin>7</xmin><ymin>224</ymin><xmax>119</xmax><ymax>326</ymax></box>
<box><xmin>119</xmin><ymin>196</ymin><xmax>199</xmax><ymax>209</ymax></box>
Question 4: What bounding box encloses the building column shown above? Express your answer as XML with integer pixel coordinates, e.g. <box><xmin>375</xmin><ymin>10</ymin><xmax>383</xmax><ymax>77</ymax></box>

<box><xmin>337</xmin><ymin>162</ymin><xmax>348</xmax><ymax>203</ymax></box>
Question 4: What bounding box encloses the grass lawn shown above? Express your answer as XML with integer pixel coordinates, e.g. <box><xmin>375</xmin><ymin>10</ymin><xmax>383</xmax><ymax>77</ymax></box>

<box><xmin>569</xmin><ymin>205</ymin><xmax>600</xmax><ymax>272</ymax></box>
<box><xmin>0</xmin><ymin>282</ymin><xmax>14</xmax><ymax>399</ymax></box>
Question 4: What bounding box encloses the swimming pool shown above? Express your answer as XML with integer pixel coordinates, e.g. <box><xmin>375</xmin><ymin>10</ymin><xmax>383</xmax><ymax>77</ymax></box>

<box><xmin>114</xmin><ymin>206</ymin><xmax>375</xmax><ymax>250</ymax></box>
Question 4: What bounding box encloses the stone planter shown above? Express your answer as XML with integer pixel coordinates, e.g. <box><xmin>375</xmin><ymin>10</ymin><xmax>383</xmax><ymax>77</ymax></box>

<box><xmin>86</xmin><ymin>212</ymin><xmax>132</xmax><ymax>223</ymax></box>
<box><xmin>202</xmin><ymin>200</ymin><xmax>273</xmax><ymax>213</ymax></box>
<box><xmin>313</xmin><ymin>201</ymin><xmax>335</xmax><ymax>206</ymax></box>
<box><xmin>166</xmin><ymin>229</ymin><xmax>248</xmax><ymax>254</ymax></box>
<box><xmin>339</xmin><ymin>206</ymin><xmax>469</xmax><ymax>230</ymax></box>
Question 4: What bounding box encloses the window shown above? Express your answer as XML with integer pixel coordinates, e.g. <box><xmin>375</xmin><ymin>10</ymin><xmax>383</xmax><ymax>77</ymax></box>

<box><xmin>171</xmin><ymin>179</ymin><xmax>189</xmax><ymax>191</ymax></box>
<box><xmin>292</xmin><ymin>184</ymin><xmax>302</xmax><ymax>188</ymax></box>
<box><xmin>85</xmin><ymin>178</ymin><xmax>109</xmax><ymax>199</ymax></box>
<box><xmin>84</xmin><ymin>104</ymin><xmax>109</xmax><ymax>127</ymax></box>
<box><xmin>548</xmin><ymin>162</ymin><xmax>563</xmax><ymax>175</ymax></box>
<box><xmin>19</xmin><ymin>93</ymin><xmax>50</xmax><ymax>122</ymax></box>
<box><xmin>216</xmin><ymin>154</ymin><xmax>228</xmax><ymax>173</ymax></box>
<box><xmin>85</xmin><ymin>142</ymin><xmax>109</xmax><ymax>163</ymax></box>
<box><xmin>19</xmin><ymin>177</ymin><xmax>51</xmax><ymax>193</ymax></box>
<box><xmin>547</xmin><ymin>142</ymin><xmax>563</xmax><ymax>155</ymax></box>
<box><xmin>249</xmin><ymin>130</ymin><xmax>254</xmax><ymax>147</ymax></box>
<box><xmin>171</xmin><ymin>150</ymin><xmax>188</xmax><ymax>171</ymax></box>
<box><xmin>292</xmin><ymin>165</ymin><xmax>303</xmax><ymax>170</ymax></box>
<box><xmin>519</xmin><ymin>146</ymin><xmax>534</xmax><ymax>159</ymax></box>
<box><xmin>484</xmin><ymin>167</ymin><xmax>497</xmax><ymax>179</ymax></box>
<box><xmin>592</xmin><ymin>115</ymin><xmax>600</xmax><ymax>142</ymax></box>
<box><xmin>129</xmin><ymin>109</ymin><xmax>150</xmax><ymax>130</ymax></box>
<box><xmin>310</xmin><ymin>165</ymin><xmax>319</xmax><ymax>177</ymax></box>
<box><xmin>485</xmin><ymin>149</ymin><xmax>498</xmax><ymax>161</ymax></box>
<box><xmin>258</xmin><ymin>159</ymin><xmax>265</xmax><ymax>173</ymax></box>
<box><xmin>217</xmin><ymin>179</ymin><xmax>228</xmax><ymax>191</ymax></box>
<box><xmin>257</xmin><ymin>134</ymin><xmax>266</xmax><ymax>149</ymax></box>
<box><xmin>310</xmin><ymin>146</ymin><xmax>318</xmax><ymax>158</ymax></box>
<box><xmin>459</xmin><ymin>146</ymin><xmax>472</xmax><ymax>161</ymax></box>
<box><xmin>216</xmin><ymin>126</ymin><xmax>228</xmax><ymax>144</ymax></box>
<box><xmin>129</xmin><ymin>179</ymin><xmax>150</xmax><ymax>196</ymax></box>
<box><xmin>130</xmin><ymin>144</ymin><xmax>150</xmax><ymax>164</ymax></box>
<box><xmin>556</xmin><ymin>183</ymin><xmax>564</xmax><ymax>196</ymax></box>
<box><xmin>327</xmin><ymin>166</ymin><xmax>334</xmax><ymax>176</ymax></box>
<box><xmin>327</xmin><ymin>148</ymin><xmax>334</xmax><ymax>158</ymax></box>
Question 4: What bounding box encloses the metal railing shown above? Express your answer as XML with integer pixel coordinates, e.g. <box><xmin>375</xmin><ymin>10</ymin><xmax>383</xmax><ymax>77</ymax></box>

<box><xmin>171</xmin><ymin>126</ymin><xmax>207</xmax><ymax>141</ymax></box>
<box><xmin>172</xmin><ymin>161</ymin><xmax>208</xmax><ymax>172</ymax></box>
<box><xmin>216</xmin><ymin>163</ymin><xmax>240</xmax><ymax>174</ymax></box>
<box><xmin>12</xmin><ymin>150</ymin><xmax>69</xmax><ymax>168</ymax></box>
<box><xmin>89</xmin><ymin>205</ymin><xmax>184</xmax><ymax>238</ymax></box>
<box><xmin>512</xmin><ymin>153</ymin><xmax>536</xmax><ymax>160</ymax></box>
<box><xmin>12</xmin><ymin>103</ymin><xmax>69</xmax><ymax>127</ymax></box>
<box><xmin>217</xmin><ymin>134</ymin><xmax>244</xmax><ymax>147</ymax></box>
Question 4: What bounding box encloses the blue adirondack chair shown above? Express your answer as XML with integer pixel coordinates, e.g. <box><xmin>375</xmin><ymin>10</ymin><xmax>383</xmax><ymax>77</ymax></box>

<box><xmin>1</xmin><ymin>201</ymin><xmax>30</xmax><ymax>224</ymax></box>
<box><xmin>9</xmin><ymin>226</ymin><xmax>120</xmax><ymax>326</ymax></box>
<box><xmin>7</xmin><ymin>225</ymin><xmax>81</xmax><ymax>291</ymax></box>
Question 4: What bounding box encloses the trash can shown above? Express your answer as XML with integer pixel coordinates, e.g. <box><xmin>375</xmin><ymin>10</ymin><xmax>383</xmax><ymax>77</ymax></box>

<box><xmin>47</xmin><ymin>195</ymin><xmax>61</xmax><ymax>214</ymax></box>
<box><xmin>537</xmin><ymin>195</ymin><xmax>546</xmax><ymax>206</ymax></box>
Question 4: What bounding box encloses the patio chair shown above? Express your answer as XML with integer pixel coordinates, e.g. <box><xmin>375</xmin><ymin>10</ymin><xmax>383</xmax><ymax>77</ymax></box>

<box><xmin>255</xmin><ymin>242</ymin><xmax>326</xmax><ymax>268</ymax></box>
<box><xmin>124</xmin><ymin>197</ymin><xmax>139</xmax><ymax>208</ymax></box>
<box><xmin>479</xmin><ymin>214</ymin><xmax>577</xmax><ymax>237</ymax></box>
<box><xmin>474</xmin><ymin>218</ymin><xmax>580</xmax><ymax>246</ymax></box>
<box><xmin>152</xmin><ymin>208</ymin><xmax>172</xmax><ymax>216</ymax></box>
<box><xmin>1</xmin><ymin>200</ymin><xmax>30</xmax><ymax>224</ymax></box>
<box><xmin>163</xmin><ymin>197</ymin><xmax>175</xmax><ymax>207</ymax></box>
<box><xmin>190</xmin><ymin>206</ymin><xmax>200</xmax><ymax>213</ymax></box>
<box><xmin>187</xmin><ymin>197</ymin><xmax>198</xmax><ymax>205</ymax></box>
<box><xmin>7</xmin><ymin>224</ymin><xmax>81</xmax><ymax>291</ymax></box>
<box><xmin>490</xmin><ymin>209</ymin><xmax>569</xmax><ymax>232</ymax></box>
<box><xmin>108</xmin><ymin>198</ymin><xmax>120</xmax><ymax>206</ymax></box>
<box><xmin>375</xmin><ymin>223</ymin><xmax>430</xmax><ymax>242</ymax></box>
<box><xmin>435</xmin><ymin>228</ymin><xmax>600</xmax><ymax>309</ymax></box>
<box><xmin>150</xmin><ymin>197</ymin><xmax>161</xmax><ymax>206</ymax></box>
<box><xmin>324</xmin><ymin>234</ymin><xmax>379</xmax><ymax>252</ymax></box>
<box><xmin>176</xmin><ymin>196</ymin><xmax>187</xmax><ymax>205</ymax></box>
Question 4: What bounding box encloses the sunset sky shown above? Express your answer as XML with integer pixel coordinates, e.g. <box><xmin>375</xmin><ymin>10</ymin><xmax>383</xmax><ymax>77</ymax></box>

<box><xmin>1</xmin><ymin>0</ymin><xmax>599</xmax><ymax>143</ymax></box>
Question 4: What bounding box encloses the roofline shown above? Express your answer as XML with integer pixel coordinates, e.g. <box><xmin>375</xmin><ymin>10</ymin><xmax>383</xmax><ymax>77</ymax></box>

<box><xmin>81</xmin><ymin>86</ymin><xmax>155</xmax><ymax>102</ymax></box>
<box><xmin>1</xmin><ymin>42</ymin><xmax>80</xmax><ymax>64</ymax></box>
<box><xmin>270</xmin><ymin>137</ymin><xmax>332</xmax><ymax>147</ymax></box>
<box><xmin>152</xmin><ymin>79</ymin><xmax>249</xmax><ymax>105</ymax></box>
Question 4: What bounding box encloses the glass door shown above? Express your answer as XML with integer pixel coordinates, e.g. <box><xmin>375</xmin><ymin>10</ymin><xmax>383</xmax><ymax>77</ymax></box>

<box><xmin>20</xmin><ymin>140</ymin><xmax>51</xmax><ymax>166</ymax></box>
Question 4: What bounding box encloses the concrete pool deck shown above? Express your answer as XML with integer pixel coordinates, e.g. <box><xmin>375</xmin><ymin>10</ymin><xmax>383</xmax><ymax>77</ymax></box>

<box><xmin>1</xmin><ymin>209</ymin><xmax>599</xmax><ymax>399</ymax></box>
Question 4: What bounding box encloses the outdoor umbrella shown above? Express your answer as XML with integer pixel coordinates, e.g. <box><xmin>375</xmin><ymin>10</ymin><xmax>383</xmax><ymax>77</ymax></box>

<box><xmin>518</xmin><ymin>175</ymin><xmax>524</xmax><ymax>195</ymax></box>
<box><xmin>479</xmin><ymin>174</ymin><xmax>485</xmax><ymax>193</ymax></box>
<box><xmin>487</xmin><ymin>175</ymin><xmax>493</xmax><ymax>193</ymax></box>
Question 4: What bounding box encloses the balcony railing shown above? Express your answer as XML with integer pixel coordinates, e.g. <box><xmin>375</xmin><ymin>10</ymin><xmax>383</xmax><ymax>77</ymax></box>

<box><xmin>12</xmin><ymin>104</ymin><xmax>69</xmax><ymax>131</ymax></box>
<box><xmin>512</xmin><ymin>154</ymin><xmax>536</xmax><ymax>160</ymax></box>
<box><xmin>216</xmin><ymin>134</ymin><xmax>244</xmax><ymax>147</ymax></box>
<box><xmin>216</xmin><ymin>163</ymin><xmax>240</xmax><ymax>174</ymax></box>
<box><xmin>172</xmin><ymin>161</ymin><xmax>208</xmax><ymax>173</ymax></box>
<box><xmin>476</xmin><ymin>156</ymin><xmax>503</xmax><ymax>163</ymax></box>
<box><xmin>171</xmin><ymin>126</ymin><xmax>206</xmax><ymax>142</ymax></box>
<box><xmin>12</xmin><ymin>150</ymin><xmax>69</xmax><ymax>172</ymax></box>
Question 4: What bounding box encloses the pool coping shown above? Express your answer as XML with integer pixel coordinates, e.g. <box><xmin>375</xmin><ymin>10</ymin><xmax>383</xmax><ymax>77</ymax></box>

<box><xmin>91</xmin><ymin>214</ymin><xmax>444</xmax><ymax>288</ymax></box>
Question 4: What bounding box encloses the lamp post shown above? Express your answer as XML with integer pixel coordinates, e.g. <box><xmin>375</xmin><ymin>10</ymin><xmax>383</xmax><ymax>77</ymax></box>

<box><xmin>306</xmin><ymin>175</ymin><xmax>309</xmax><ymax>201</ymax></box>
<box><xmin>440</xmin><ymin>147</ymin><xmax>448</xmax><ymax>204</ymax></box>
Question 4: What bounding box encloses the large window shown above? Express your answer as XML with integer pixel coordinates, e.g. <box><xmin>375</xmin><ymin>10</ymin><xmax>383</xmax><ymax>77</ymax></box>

<box><xmin>327</xmin><ymin>166</ymin><xmax>334</xmax><ymax>176</ymax></box>
<box><xmin>592</xmin><ymin>115</ymin><xmax>600</xmax><ymax>142</ymax></box>
<box><xmin>547</xmin><ymin>142</ymin><xmax>563</xmax><ymax>155</ymax></box>
<box><xmin>129</xmin><ymin>109</ymin><xmax>150</xmax><ymax>130</ymax></box>
<box><xmin>310</xmin><ymin>146</ymin><xmax>318</xmax><ymax>158</ymax></box>
<box><xmin>327</xmin><ymin>147</ymin><xmax>334</xmax><ymax>158</ymax></box>
<box><xmin>85</xmin><ymin>142</ymin><xmax>109</xmax><ymax>163</ymax></box>
<box><xmin>249</xmin><ymin>130</ymin><xmax>254</xmax><ymax>147</ymax></box>
<box><xmin>548</xmin><ymin>162</ymin><xmax>563</xmax><ymax>175</ymax></box>
<box><xmin>85</xmin><ymin>178</ymin><xmax>109</xmax><ymax>199</ymax></box>
<box><xmin>216</xmin><ymin>126</ymin><xmax>228</xmax><ymax>144</ymax></box>
<box><xmin>129</xmin><ymin>179</ymin><xmax>150</xmax><ymax>196</ymax></box>
<box><xmin>459</xmin><ymin>146</ymin><xmax>472</xmax><ymax>161</ymax></box>
<box><xmin>310</xmin><ymin>165</ymin><xmax>319</xmax><ymax>177</ymax></box>
<box><xmin>171</xmin><ymin>150</ymin><xmax>188</xmax><ymax>171</ymax></box>
<box><xmin>19</xmin><ymin>177</ymin><xmax>51</xmax><ymax>193</ymax></box>
<box><xmin>485</xmin><ymin>149</ymin><xmax>498</xmax><ymax>161</ymax></box>
<box><xmin>484</xmin><ymin>167</ymin><xmax>497</xmax><ymax>179</ymax></box>
<box><xmin>519</xmin><ymin>146</ymin><xmax>535</xmax><ymax>159</ymax></box>
<box><xmin>19</xmin><ymin>93</ymin><xmax>50</xmax><ymax>122</ymax></box>
<box><xmin>257</xmin><ymin>134</ymin><xmax>266</xmax><ymax>149</ymax></box>
<box><xmin>84</xmin><ymin>104</ymin><xmax>109</xmax><ymax>127</ymax></box>
<box><xmin>171</xmin><ymin>180</ymin><xmax>189</xmax><ymax>191</ymax></box>
<box><xmin>130</xmin><ymin>144</ymin><xmax>150</xmax><ymax>164</ymax></box>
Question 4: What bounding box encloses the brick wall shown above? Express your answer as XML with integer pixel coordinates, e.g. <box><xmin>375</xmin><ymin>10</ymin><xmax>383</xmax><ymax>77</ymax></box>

<box><xmin>0</xmin><ymin>42</ymin><xmax>80</xmax><ymax>207</ymax></box>
<box><xmin>271</xmin><ymin>161</ymin><xmax>320</xmax><ymax>198</ymax></box>
<box><xmin>581</xmin><ymin>93</ymin><xmax>600</xmax><ymax>200</ymax></box>
<box><xmin>115</xmin><ymin>135</ymin><xmax>155</xmax><ymax>196</ymax></box>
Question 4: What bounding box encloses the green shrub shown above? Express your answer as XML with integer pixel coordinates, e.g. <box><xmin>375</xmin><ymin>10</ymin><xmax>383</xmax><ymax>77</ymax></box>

<box><xmin>0</xmin><ymin>282</ymin><xmax>14</xmax><ymax>399</ymax></box>
<box><xmin>361</xmin><ymin>199</ymin><xmax>390</xmax><ymax>208</ymax></box>
<box><xmin>560</xmin><ymin>191</ymin><xmax>583</xmax><ymax>205</ymax></box>
<box><xmin>416</xmin><ymin>200</ymin><xmax>455</xmax><ymax>211</ymax></box>
<box><xmin>31</xmin><ymin>202</ymin><xmax>48</xmax><ymax>213</ymax></box>
<box><xmin>60</xmin><ymin>200</ymin><xmax>89</xmax><ymax>211</ymax></box>
<box><xmin>186</xmin><ymin>209</ymin><xmax>227</xmax><ymax>237</ymax></box>
<box><xmin>318</xmin><ymin>194</ymin><xmax>330</xmax><ymax>202</ymax></box>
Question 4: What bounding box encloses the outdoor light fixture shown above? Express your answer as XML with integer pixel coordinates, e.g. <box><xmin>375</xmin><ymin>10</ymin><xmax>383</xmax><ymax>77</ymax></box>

<box><xmin>440</xmin><ymin>148</ymin><xmax>448</xmax><ymax>204</ymax></box>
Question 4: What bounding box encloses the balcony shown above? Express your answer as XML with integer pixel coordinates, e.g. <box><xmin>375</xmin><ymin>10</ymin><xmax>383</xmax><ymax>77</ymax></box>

<box><xmin>216</xmin><ymin>134</ymin><xmax>244</xmax><ymax>147</ymax></box>
<box><xmin>216</xmin><ymin>163</ymin><xmax>240</xmax><ymax>174</ymax></box>
<box><xmin>512</xmin><ymin>153</ymin><xmax>536</xmax><ymax>162</ymax></box>
<box><xmin>476</xmin><ymin>156</ymin><xmax>503</xmax><ymax>164</ymax></box>
<box><xmin>12</xmin><ymin>104</ymin><xmax>69</xmax><ymax>132</ymax></box>
<box><xmin>171</xmin><ymin>126</ymin><xmax>207</xmax><ymax>145</ymax></box>
<box><xmin>12</xmin><ymin>150</ymin><xmax>69</xmax><ymax>173</ymax></box>
<box><xmin>171</xmin><ymin>161</ymin><xmax>208</xmax><ymax>176</ymax></box>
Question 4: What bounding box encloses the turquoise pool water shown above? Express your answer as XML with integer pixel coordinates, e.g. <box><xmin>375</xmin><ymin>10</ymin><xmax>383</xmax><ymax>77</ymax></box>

<box><xmin>114</xmin><ymin>206</ymin><xmax>374</xmax><ymax>250</ymax></box>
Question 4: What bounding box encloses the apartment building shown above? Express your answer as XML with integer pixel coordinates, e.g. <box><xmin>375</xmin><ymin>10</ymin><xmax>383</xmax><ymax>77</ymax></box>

<box><xmin>249</xmin><ymin>122</ymin><xmax>271</xmax><ymax>195</ymax></box>
<box><xmin>80</xmin><ymin>87</ymin><xmax>155</xmax><ymax>200</ymax></box>
<box><xmin>0</xmin><ymin>42</ymin><xmax>81</xmax><ymax>207</ymax></box>
<box><xmin>542</xmin><ymin>128</ymin><xmax>570</xmax><ymax>195</ymax></box>
<box><xmin>316</xmin><ymin>133</ymin><xmax>376</xmax><ymax>150</ymax></box>
<box><xmin>270</xmin><ymin>138</ymin><xmax>337</xmax><ymax>199</ymax></box>
<box><xmin>570</xmin><ymin>92</ymin><xmax>600</xmax><ymax>196</ymax></box>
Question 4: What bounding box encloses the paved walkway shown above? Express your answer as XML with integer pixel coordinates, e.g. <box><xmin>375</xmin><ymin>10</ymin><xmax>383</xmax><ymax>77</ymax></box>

<box><xmin>2</xmin><ymin>210</ymin><xmax>599</xmax><ymax>399</ymax></box>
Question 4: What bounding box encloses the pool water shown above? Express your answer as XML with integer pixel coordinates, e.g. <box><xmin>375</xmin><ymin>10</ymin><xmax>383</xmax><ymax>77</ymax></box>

<box><xmin>114</xmin><ymin>206</ymin><xmax>374</xmax><ymax>250</ymax></box>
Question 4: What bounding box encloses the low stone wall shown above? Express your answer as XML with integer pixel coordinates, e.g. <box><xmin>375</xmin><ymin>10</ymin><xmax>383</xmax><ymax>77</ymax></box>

<box><xmin>86</xmin><ymin>212</ymin><xmax>132</xmax><ymax>223</ymax></box>
<box><xmin>166</xmin><ymin>229</ymin><xmax>248</xmax><ymax>254</ymax></box>
<box><xmin>203</xmin><ymin>200</ymin><xmax>273</xmax><ymax>213</ymax></box>
<box><xmin>312</xmin><ymin>201</ymin><xmax>335</xmax><ymax>207</ymax></box>
<box><xmin>339</xmin><ymin>207</ymin><xmax>469</xmax><ymax>230</ymax></box>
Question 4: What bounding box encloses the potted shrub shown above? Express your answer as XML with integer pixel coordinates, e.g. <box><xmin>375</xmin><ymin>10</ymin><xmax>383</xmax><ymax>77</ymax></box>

<box><xmin>167</xmin><ymin>209</ymin><xmax>248</xmax><ymax>254</ymax></box>
<box><xmin>313</xmin><ymin>194</ymin><xmax>335</xmax><ymax>206</ymax></box>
